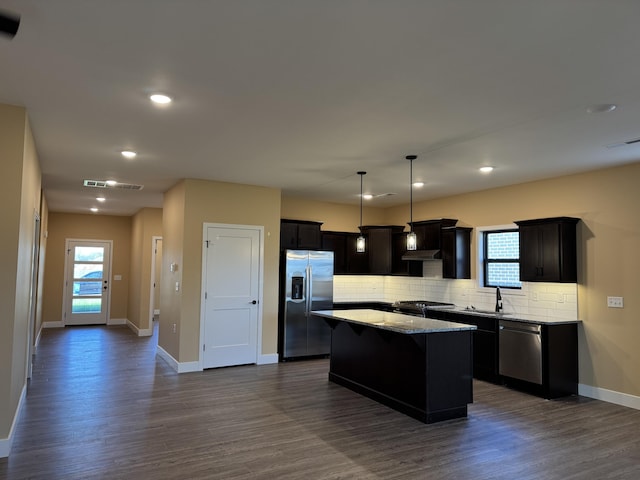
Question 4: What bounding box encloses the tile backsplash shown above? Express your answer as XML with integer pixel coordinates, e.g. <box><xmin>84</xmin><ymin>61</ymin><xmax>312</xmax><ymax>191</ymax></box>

<box><xmin>334</xmin><ymin>271</ymin><xmax>578</xmax><ymax>321</ymax></box>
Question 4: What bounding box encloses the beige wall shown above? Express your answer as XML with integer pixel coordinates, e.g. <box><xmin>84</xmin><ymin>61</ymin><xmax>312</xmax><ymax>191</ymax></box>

<box><xmin>35</xmin><ymin>196</ymin><xmax>49</xmax><ymax>343</ymax></box>
<box><xmin>42</xmin><ymin>213</ymin><xmax>132</xmax><ymax>323</ymax></box>
<box><xmin>281</xmin><ymin>196</ymin><xmax>386</xmax><ymax>232</ymax></box>
<box><xmin>0</xmin><ymin>105</ymin><xmax>43</xmax><ymax>447</ymax></box>
<box><xmin>159</xmin><ymin>181</ymin><xmax>185</xmax><ymax>360</ymax></box>
<box><xmin>376</xmin><ymin>162</ymin><xmax>640</xmax><ymax>397</ymax></box>
<box><xmin>159</xmin><ymin>179</ymin><xmax>281</xmax><ymax>363</ymax></box>
<box><xmin>128</xmin><ymin>208</ymin><xmax>163</xmax><ymax>333</ymax></box>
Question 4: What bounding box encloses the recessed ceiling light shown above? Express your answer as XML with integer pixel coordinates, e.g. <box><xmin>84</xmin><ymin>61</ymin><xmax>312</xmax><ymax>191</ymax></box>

<box><xmin>96</xmin><ymin>197</ymin><xmax>106</xmax><ymax>202</ymax></box>
<box><xmin>149</xmin><ymin>93</ymin><xmax>172</xmax><ymax>104</ymax></box>
<box><xmin>121</xmin><ymin>150</ymin><xmax>137</xmax><ymax>159</ymax></box>
<box><xmin>586</xmin><ymin>103</ymin><xmax>617</xmax><ymax>114</ymax></box>
<box><xmin>413</xmin><ymin>182</ymin><xmax>424</xmax><ymax>188</ymax></box>
<box><xmin>479</xmin><ymin>166</ymin><xmax>494</xmax><ymax>174</ymax></box>
<box><xmin>362</xmin><ymin>194</ymin><xmax>373</xmax><ymax>200</ymax></box>
<box><xmin>90</xmin><ymin>207</ymin><xmax>98</xmax><ymax>213</ymax></box>
<box><xmin>105</xmin><ymin>180</ymin><xmax>117</xmax><ymax>186</ymax></box>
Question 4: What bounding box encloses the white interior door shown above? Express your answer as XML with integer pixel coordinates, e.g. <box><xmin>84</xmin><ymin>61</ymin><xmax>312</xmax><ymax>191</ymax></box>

<box><xmin>202</xmin><ymin>225</ymin><xmax>260</xmax><ymax>368</ymax></box>
<box><xmin>64</xmin><ymin>240</ymin><xmax>112</xmax><ymax>325</ymax></box>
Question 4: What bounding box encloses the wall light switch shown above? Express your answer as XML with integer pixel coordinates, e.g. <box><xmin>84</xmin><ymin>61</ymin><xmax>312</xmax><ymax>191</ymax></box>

<box><xmin>175</xmin><ymin>281</ymin><xmax>180</xmax><ymax>292</ymax></box>
<box><xmin>113</xmin><ymin>274</ymin><xmax>122</xmax><ymax>281</ymax></box>
<box><xmin>607</xmin><ymin>296</ymin><xmax>624</xmax><ymax>308</ymax></box>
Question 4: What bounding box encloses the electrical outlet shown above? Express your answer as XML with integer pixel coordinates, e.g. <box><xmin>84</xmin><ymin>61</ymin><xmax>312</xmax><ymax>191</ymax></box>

<box><xmin>172</xmin><ymin>323</ymin><xmax>177</xmax><ymax>333</ymax></box>
<box><xmin>607</xmin><ymin>296</ymin><xmax>624</xmax><ymax>308</ymax></box>
<box><xmin>531</xmin><ymin>292</ymin><xmax>538</xmax><ymax>301</ymax></box>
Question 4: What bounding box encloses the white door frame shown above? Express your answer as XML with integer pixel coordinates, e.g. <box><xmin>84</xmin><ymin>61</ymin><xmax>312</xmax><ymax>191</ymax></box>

<box><xmin>149</xmin><ymin>236</ymin><xmax>162</xmax><ymax>325</ymax></box>
<box><xmin>26</xmin><ymin>210</ymin><xmax>41</xmax><ymax>378</ymax></box>
<box><xmin>199</xmin><ymin>223</ymin><xmax>265</xmax><ymax>370</ymax></box>
<box><xmin>62</xmin><ymin>239</ymin><xmax>113</xmax><ymax>326</ymax></box>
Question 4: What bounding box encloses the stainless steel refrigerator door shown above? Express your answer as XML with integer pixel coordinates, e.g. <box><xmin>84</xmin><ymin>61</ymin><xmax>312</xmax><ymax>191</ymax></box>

<box><xmin>283</xmin><ymin>250</ymin><xmax>310</xmax><ymax>358</ymax></box>
<box><xmin>307</xmin><ymin>251</ymin><xmax>333</xmax><ymax>355</ymax></box>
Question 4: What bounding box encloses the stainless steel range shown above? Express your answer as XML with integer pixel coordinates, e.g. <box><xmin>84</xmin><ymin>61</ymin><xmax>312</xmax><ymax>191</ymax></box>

<box><xmin>393</xmin><ymin>300</ymin><xmax>455</xmax><ymax>317</ymax></box>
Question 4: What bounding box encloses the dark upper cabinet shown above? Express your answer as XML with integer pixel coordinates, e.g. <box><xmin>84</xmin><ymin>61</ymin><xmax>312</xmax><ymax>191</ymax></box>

<box><xmin>358</xmin><ymin>225</ymin><xmax>421</xmax><ymax>276</ymax></box>
<box><xmin>346</xmin><ymin>233</ymin><xmax>369</xmax><ymax>274</ymax></box>
<box><xmin>515</xmin><ymin>217</ymin><xmax>579</xmax><ymax>283</ymax></box>
<box><xmin>280</xmin><ymin>220</ymin><xmax>322</xmax><ymax>250</ymax></box>
<box><xmin>411</xmin><ymin>219</ymin><xmax>458</xmax><ymax>250</ymax></box>
<box><xmin>360</xmin><ymin>226</ymin><xmax>402</xmax><ymax>274</ymax></box>
<box><xmin>321</xmin><ymin>231</ymin><xmax>369</xmax><ymax>274</ymax></box>
<box><xmin>441</xmin><ymin>227</ymin><xmax>472</xmax><ymax>279</ymax></box>
<box><xmin>391</xmin><ymin>231</ymin><xmax>423</xmax><ymax>276</ymax></box>
<box><xmin>321</xmin><ymin>231</ymin><xmax>348</xmax><ymax>274</ymax></box>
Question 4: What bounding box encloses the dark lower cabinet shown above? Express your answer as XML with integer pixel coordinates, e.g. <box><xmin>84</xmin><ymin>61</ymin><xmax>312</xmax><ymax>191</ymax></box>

<box><xmin>431</xmin><ymin>312</ymin><xmax>500</xmax><ymax>384</ymax></box>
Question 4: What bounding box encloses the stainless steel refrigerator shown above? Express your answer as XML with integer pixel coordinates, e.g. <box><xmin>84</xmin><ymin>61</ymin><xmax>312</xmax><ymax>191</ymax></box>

<box><xmin>279</xmin><ymin>249</ymin><xmax>334</xmax><ymax>360</ymax></box>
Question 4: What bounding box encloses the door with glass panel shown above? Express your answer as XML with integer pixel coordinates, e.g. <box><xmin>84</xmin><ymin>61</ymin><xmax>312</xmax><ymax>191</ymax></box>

<box><xmin>64</xmin><ymin>240</ymin><xmax>112</xmax><ymax>325</ymax></box>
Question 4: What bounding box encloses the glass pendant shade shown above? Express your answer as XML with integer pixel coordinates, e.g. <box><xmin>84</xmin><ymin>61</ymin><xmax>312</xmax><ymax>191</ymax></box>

<box><xmin>357</xmin><ymin>171</ymin><xmax>366</xmax><ymax>253</ymax></box>
<box><xmin>406</xmin><ymin>231</ymin><xmax>417</xmax><ymax>251</ymax></box>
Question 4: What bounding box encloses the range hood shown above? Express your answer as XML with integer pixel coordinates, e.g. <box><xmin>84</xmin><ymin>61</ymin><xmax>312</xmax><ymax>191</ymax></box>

<box><xmin>401</xmin><ymin>249</ymin><xmax>441</xmax><ymax>261</ymax></box>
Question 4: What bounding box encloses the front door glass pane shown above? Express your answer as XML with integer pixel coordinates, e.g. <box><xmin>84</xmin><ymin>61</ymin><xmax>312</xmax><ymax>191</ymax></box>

<box><xmin>74</xmin><ymin>246</ymin><xmax>104</xmax><ymax>262</ymax></box>
<box><xmin>72</xmin><ymin>298</ymin><xmax>102</xmax><ymax>313</ymax></box>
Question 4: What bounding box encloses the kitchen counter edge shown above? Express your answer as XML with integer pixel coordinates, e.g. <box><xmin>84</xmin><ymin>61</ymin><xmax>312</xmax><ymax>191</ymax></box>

<box><xmin>426</xmin><ymin>306</ymin><xmax>582</xmax><ymax>325</ymax></box>
<box><xmin>312</xmin><ymin>309</ymin><xmax>477</xmax><ymax>335</ymax></box>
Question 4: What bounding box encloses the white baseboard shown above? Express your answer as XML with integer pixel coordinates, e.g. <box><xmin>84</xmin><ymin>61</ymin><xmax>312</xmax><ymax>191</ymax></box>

<box><xmin>579</xmin><ymin>383</ymin><xmax>640</xmax><ymax>410</ymax></box>
<box><xmin>156</xmin><ymin>345</ymin><xmax>201</xmax><ymax>373</ymax></box>
<box><xmin>43</xmin><ymin>321</ymin><xmax>64</xmax><ymax>328</ymax></box>
<box><xmin>0</xmin><ymin>383</ymin><xmax>26</xmax><ymax>458</ymax></box>
<box><xmin>107</xmin><ymin>318</ymin><xmax>127</xmax><ymax>326</ymax></box>
<box><xmin>126</xmin><ymin>320</ymin><xmax>153</xmax><ymax>337</ymax></box>
<box><xmin>258</xmin><ymin>353</ymin><xmax>279</xmax><ymax>365</ymax></box>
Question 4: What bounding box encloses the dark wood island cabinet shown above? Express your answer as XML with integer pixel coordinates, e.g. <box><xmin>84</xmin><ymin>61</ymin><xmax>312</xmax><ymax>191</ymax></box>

<box><xmin>312</xmin><ymin>309</ymin><xmax>476</xmax><ymax>423</ymax></box>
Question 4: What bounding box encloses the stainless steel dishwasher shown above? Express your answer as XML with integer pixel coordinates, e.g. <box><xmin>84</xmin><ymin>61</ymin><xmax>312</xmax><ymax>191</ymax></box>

<box><xmin>498</xmin><ymin>320</ymin><xmax>543</xmax><ymax>384</ymax></box>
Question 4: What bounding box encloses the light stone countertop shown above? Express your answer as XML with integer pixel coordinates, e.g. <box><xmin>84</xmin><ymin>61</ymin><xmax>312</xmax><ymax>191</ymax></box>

<box><xmin>426</xmin><ymin>306</ymin><xmax>582</xmax><ymax>325</ymax></box>
<box><xmin>312</xmin><ymin>309</ymin><xmax>477</xmax><ymax>335</ymax></box>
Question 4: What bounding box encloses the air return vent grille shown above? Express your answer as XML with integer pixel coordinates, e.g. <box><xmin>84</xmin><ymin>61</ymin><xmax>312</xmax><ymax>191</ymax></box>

<box><xmin>83</xmin><ymin>179</ymin><xmax>144</xmax><ymax>190</ymax></box>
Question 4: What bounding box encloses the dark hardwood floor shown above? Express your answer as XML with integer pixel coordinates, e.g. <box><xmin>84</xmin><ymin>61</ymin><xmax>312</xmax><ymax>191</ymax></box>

<box><xmin>2</xmin><ymin>324</ymin><xmax>639</xmax><ymax>479</ymax></box>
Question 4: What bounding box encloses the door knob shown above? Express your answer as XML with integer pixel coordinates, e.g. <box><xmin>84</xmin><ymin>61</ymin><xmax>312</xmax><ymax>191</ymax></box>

<box><xmin>251</xmin><ymin>300</ymin><xmax>257</xmax><ymax>304</ymax></box>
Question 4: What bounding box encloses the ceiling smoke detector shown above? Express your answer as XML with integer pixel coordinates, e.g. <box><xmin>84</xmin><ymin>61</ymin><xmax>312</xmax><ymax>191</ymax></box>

<box><xmin>83</xmin><ymin>179</ymin><xmax>144</xmax><ymax>190</ymax></box>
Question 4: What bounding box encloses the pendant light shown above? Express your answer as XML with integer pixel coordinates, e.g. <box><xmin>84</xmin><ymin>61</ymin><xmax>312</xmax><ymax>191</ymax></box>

<box><xmin>356</xmin><ymin>171</ymin><xmax>367</xmax><ymax>253</ymax></box>
<box><xmin>406</xmin><ymin>155</ymin><xmax>417</xmax><ymax>251</ymax></box>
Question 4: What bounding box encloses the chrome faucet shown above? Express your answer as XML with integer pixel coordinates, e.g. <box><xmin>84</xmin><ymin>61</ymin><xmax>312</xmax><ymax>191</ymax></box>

<box><xmin>495</xmin><ymin>286</ymin><xmax>503</xmax><ymax>312</ymax></box>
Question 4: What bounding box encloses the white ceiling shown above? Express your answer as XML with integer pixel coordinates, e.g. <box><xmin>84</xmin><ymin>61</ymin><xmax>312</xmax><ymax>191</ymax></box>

<box><xmin>2</xmin><ymin>1</ymin><xmax>640</xmax><ymax>216</ymax></box>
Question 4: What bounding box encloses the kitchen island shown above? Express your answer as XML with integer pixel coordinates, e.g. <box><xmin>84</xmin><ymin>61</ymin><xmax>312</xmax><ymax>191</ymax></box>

<box><xmin>311</xmin><ymin>309</ymin><xmax>477</xmax><ymax>423</ymax></box>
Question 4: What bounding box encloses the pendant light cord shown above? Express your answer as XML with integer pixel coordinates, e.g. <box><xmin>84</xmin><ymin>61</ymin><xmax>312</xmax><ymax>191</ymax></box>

<box><xmin>358</xmin><ymin>171</ymin><xmax>366</xmax><ymax>228</ymax></box>
<box><xmin>410</xmin><ymin>158</ymin><xmax>413</xmax><ymax>232</ymax></box>
<box><xmin>406</xmin><ymin>155</ymin><xmax>417</xmax><ymax>232</ymax></box>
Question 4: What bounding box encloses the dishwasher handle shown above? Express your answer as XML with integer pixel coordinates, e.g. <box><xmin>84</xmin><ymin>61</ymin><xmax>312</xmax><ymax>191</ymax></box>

<box><xmin>499</xmin><ymin>320</ymin><xmax>541</xmax><ymax>335</ymax></box>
